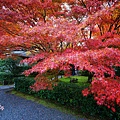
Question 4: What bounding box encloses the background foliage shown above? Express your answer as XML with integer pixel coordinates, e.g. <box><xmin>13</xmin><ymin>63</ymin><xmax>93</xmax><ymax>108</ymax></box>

<box><xmin>0</xmin><ymin>58</ymin><xmax>30</xmax><ymax>85</ymax></box>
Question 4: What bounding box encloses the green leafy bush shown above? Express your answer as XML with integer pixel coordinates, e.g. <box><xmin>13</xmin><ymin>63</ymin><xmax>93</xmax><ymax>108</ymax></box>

<box><xmin>0</xmin><ymin>72</ymin><xmax>14</xmax><ymax>85</ymax></box>
<box><xmin>0</xmin><ymin>58</ymin><xmax>31</xmax><ymax>85</ymax></box>
<box><xmin>79</xmin><ymin>70</ymin><xmax>89</xmax><ymax>76</ymax></box>
<box><xmin>14</xmin><ymin>79</ymin><xmax>120</xmax><ymax>120</ymax></box>
<box><xmin>14</xmin><ymin>76</ymin><xmax>35</xmax><ymax>93</ymax></box>
<box><xmin>0</xmin><ymin>58</ymin><xmax>30</xmax><ymax>76</ymax></box>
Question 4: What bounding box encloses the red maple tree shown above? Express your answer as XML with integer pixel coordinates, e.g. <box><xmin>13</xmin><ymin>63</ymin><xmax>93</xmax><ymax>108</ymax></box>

<box><xmin>0</xmin><ymin>0</ymin><xmax>120</xmax><ymax>111</ymax></box>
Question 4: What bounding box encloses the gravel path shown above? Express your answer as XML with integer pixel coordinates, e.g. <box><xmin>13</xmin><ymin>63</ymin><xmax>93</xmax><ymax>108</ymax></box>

<box><xmin>0</xmin><ymin>89</ymin><xmax>86</xmax><ymax>120</ymax></box>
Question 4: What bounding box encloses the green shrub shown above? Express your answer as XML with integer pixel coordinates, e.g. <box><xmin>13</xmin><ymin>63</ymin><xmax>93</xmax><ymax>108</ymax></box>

<box><xmin>79</xmin><ymin>70</ymin><xmax>89</xmax><ymax>76</ymax></box>
<box><xmin>0</xmin><ymin>58</ymin><xmax>31</xmax><ymax>77</ymax></box>
<box><xmin>0</xmin><ymin>72</ymin><xmax>14</xmax><ymax>85</ymax></box>
<box><xmin>14</xmin><ymin>76</ymin><xmax>35</xmax><ymax>93</ymax></box>
<box><xmin>79</xmin><ymin>95</ymin><xmax>119</xmax><ymax>119</ymax></box>
<box><xmin>0</xmin><ymin>58</ymin><xmax>31</xmax><ymax>85</ymax></box>
<box><xmin>14</xmin><ymin>79</ymin><xmax>120</xmax><ymax>120</ymax></box>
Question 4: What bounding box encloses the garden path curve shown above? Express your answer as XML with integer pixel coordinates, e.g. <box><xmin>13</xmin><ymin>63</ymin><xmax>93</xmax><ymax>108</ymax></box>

<box><xmin>0</xmin><ymin>86</ymin><xmax>86</xmax><ymax>120</ymax></box>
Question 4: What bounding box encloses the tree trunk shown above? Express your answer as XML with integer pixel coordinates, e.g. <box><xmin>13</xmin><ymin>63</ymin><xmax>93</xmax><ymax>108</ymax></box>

<box><xmin>87</xmin><ymin>72</ymin><xmax>93</xmax><ymax>83</ymax></box>
<box><xmin>70</xmin><ymin>64</ymin><xmax>76</xmax><ymax>76</ymax></box>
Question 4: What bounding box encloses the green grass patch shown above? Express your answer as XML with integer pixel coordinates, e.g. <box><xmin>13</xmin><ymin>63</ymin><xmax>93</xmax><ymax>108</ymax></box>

<box><xmin>59</xmin><ymin>76</ymin><xmax>89</xmax><ymax>87</ymax></box>
<box><xmin>59</xmin><ymin>76</ymin><xmax>88</xmax><ymax>82</ymax></box>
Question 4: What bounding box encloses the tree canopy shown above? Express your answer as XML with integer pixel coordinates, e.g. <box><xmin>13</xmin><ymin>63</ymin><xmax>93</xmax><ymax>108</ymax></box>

<box><xmin>0</xmin><ymin>0</ymin><xmax>120</xmax><ymax>112</ymax></box>
<box><xmin>0</xmin><ymin>0</ymin><xmax>120</xmax><ymax>89</ymax></box>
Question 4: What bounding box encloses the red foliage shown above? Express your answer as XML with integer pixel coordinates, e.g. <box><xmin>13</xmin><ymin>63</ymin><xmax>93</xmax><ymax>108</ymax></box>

<box><xmin>82</xmin><ymin>78</ymin><xmax>120</xmax><ymax>112</ymax></box>
<box><xmin>82</xmin><ymin>88</ymin><xmax>90</xmax><ymax>97</ymax></box>
<box><xmin>30</xmin><ymin>76</ymin><xmax>53</xmax><ymax>91</ymax></box>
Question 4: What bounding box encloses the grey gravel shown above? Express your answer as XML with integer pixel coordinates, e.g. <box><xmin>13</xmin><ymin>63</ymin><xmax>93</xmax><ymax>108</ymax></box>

<box><xmin>0</xmin><ymin>89</ymin><xmax>86</xmax><ymax>120</ymax></box>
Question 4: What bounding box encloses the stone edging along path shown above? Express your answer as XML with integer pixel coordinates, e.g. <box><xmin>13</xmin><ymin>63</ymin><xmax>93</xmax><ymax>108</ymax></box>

<box><xmin>0</xmin><ymin>85</ymin><xmax>14</xmax><ymax>90</ymax></box>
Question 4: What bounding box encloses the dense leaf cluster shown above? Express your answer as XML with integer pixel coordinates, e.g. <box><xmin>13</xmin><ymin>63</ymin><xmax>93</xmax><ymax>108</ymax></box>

<box><xmin>82</xmin><ymin>78</ymin><xmax>120</xmax><ymax>112</ymax></box>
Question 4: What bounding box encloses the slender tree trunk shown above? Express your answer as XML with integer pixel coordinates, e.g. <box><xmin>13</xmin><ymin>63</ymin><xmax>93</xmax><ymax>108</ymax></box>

<box><xmin>87</xmin><ymin>72</ymin><xmax>93</xmax><ymax>83</ymax></box>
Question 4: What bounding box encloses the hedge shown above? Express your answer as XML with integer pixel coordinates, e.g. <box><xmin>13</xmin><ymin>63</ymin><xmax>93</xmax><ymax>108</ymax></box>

<box><xmin>0</xmin><ymin>72</ymin><xmax>14</xmax><ymax>85</ymax></box>
<box><xmin>14</xmin><ymin>77</ymin><xmax>35</xmax><ymax>93</ymax></box>
<box><xmin>14</xmin><ymin>77</ymin><xmax>120</xmax><ymax>120</ymax></box>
